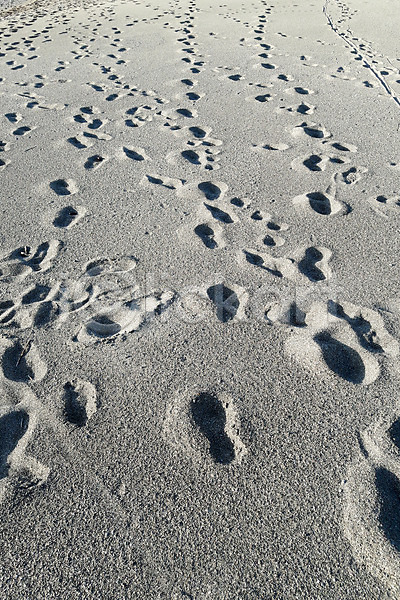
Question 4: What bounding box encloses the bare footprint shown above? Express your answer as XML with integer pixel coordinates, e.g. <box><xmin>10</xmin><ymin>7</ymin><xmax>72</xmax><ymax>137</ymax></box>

<box><xmin>194</xmin><ymin>222</ymin><xmax>225</xmax><ymax>249</ymax></box>
<box><xmin>206</xmin><ymin>282</ymin><xmax>247</xmax><ymax>323</ymax></box>
<box><xmin>0</xmin><ymin>336</ymin><xmax>47</xmax><ymax>383</ymax></box>
<box><xmin>63</xmin><ymin>379</ymin><xmax>97</xmax><ymax>427</ymax></box>
<box><xmin>49</xmin><ymin>178</ymin><xmax>78</xmax><ymax>196</ymax></box>
<box><xmin>293</xmin><ymin>177</ymin><xmax>349</xmax><ymax>216</ymax></box>
<box><xmin>191</xmin><ymin>392</ymin><xmax>246</xmax><ymax>464</ymax></box>
<box><xmin>53</xmin><ymin>205</ymin><xmax>86</xmax><ymax>228</ymax></box>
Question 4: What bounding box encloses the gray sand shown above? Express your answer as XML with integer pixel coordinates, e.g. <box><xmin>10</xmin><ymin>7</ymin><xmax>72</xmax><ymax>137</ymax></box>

<box><xmin>1</xmin><ymin>0</ymin><xmax>400</xmax><ymax>598</ymax></box>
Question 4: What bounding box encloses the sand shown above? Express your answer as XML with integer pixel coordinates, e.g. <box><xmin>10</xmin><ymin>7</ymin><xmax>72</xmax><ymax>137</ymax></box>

<box><xmin>0</xmin><ymin>0</ymin><xmax>400</xmax><ymax>598</ymax></box>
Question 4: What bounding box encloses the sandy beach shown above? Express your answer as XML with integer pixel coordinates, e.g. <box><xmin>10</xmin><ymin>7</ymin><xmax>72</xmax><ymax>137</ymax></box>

<box><xmin>1</xmin><ymin>0</ymin><xmax>400</xmax><ymax>597</ymax></box>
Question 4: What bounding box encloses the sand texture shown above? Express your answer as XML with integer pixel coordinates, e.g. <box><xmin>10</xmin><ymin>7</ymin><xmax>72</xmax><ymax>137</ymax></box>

<box><xmin>1</xmin><ymin>0</ymin><xmax>400</xmax><ymax>598</ymax></box>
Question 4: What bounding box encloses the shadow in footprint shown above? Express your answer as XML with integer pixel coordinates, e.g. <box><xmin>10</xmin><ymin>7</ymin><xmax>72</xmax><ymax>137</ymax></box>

<box><xmin>297</xmin><ymin>103</ymin><xmax>312</xmax><ymax>114</ymax></box>
<box><xmin>50</xmin><ymin>179</ymin><xmax>72</xmax><ymax>196</ymax></box>
<box><xmin>204</xmin><ymin>203</ymin><xmax>233</xmax><ymax>224</ymax></box>
<box><xmin>189</xmin><ymin>126</ymin><xmax>206</xmax><ymax>139</ymax></box>
<box><xmin>375</xmin><ymin>467</ymin><xmax>400</xmax><ymax>552</ymax></box>
<box><xmin>29</xmin><ymin>242</ymin><xmax>51</xmax><ymax>271</ymax></box>
<box><xmin>191</xmin><ymin>392</ymin><xmax>235</xmax><ymax>464</ymax></box>
<box><xmin>176</xmin><ymin>108</ymin><xmax>193</xmax><ymax>118</ymax></box>
<box><xmin>294</xmin><ymin>87</ymin><xmax>310</xmax><ymax>95</ymax></box>
<box><xmin>63</xmin><ymin>382</ymin><xmax>87</xmax><ymax>427</ymax></box>
<box><xmin>207</xmin><ymin>284</ymin><xmax>239</xmax><ymax>323</ymax></box>
<box><xmin>243</xmin><ymin>250</ymin><xmax>282</xmax><ymax>277</ymax></box>
<box><xmin>34</xmin><ymin>302</ymin><xmax>59</xmax><ymax>328</ymax></box>
<box><xmin>194</xmin><ymin>224</ymin><xmax>217</xmax><ymax>249</ymax></box>
<box><xmin>182</xmin><ymin>149</ymin><xmax>200</xmax><ymax>164</ymax></box>
<box><xmin>388</xmin><ymin>419</ymin><xmax>400</xmax><ymax>451</ymax></box>
<box><xmin>314</xmin><ymin>332</ymin><xmax>365</xmax><ymax>383</ymax></box>
<box><xmin>13</xmin><ymin>126</ymin><xmax>31</xmax><ymax>136</ymax></box>
<box><xmin>303</xmin><ymin>155</ymin><xmax>322</xmax><ymax>171</ymax></box>
<box><xmin>298</xmin><ymin>247</ymin><xmax>325</xmax><ymax>282</ymax></box>
<box><xmin>198</xmin><ymin>181</ymin><xmax>221</xmax><ymax>200</ymax></box>
<box><xmin>2</xmin><ymin>340</ymin><xmax>34</xmax><ymax>382</ymax></box>
<box><xmin>12</xmin><ymin>241</ymin><xmax>54</xmax><ymax>272</ymax></box>
<box><xmin>0</xmin><ymin>301</ymin><xmax>15</xmax><ymax>324</ymax></box>
<box><xmin>53</xmin><ymin>206</ymin><xmax>79</xmax><ymax>228</ymax></box>
<box><xmin>22</xmin><ymin>284</ymin><xmax>50</xmax><ymax>304</ymax></box>
<box><xmin>84</xmin><ymin>155</ymin><xmax>105</xmax><ymax>169</ymax></box>
<box><xmin>288</xmin><ymin>302</ymin><xmax>306</xmax><ymax>327</ymax></box>
<box><xmin>123</xmin><ymin>147</ymin><xmax>144</xmax><ymax>161</ymax></box>
<box><xmin>0</xmin><ymin>410</ymin><xmax>29</xmax><ymax>478</ymax></box>
<box><xmin>67</xmin><ymin>137</ymin><xmax>87</xmax><ymax>149</ymax></box>
<box><xmin>307</xmin><ymin>192</ymin><xmax>332</xmax><ymax>215</ymax></box>
<box><xmin>328</xmin><ymin>301</ymin><xmax>383</xmax><ymax>353</ymax></box>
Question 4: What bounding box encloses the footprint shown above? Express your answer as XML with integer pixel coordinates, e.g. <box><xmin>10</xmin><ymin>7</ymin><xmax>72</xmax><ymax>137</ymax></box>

<box><xmin>32</xmin><ymin>302</ymin><xmax>60</xmax><ymax>328</ymax></box>
<box><xmin>176</xmin><ymin>108</ymin><xmax>197</xmax><ymax>118</ymax></box>
<box><xmin>204</xmin><ymin>203</ymin><xmax>234</xmax><ymax>224</ymax></box>
<box><xmin>374</xmin><ymin>467</ymin><xmax>400</xmax><ymax>551</ymax></box>
<box><xmin>342</xmin><ymin>165</ymin><xmax>367</xmax><ymax>185</ymax></box>
<box><xmin>295</xmin><ymin>102</ymin><xmax>315</xmax><ymax>115</ymax></box>
<box><xmin>198</xmin><ymin>181</ymin><xmax>223</xmax><ymax>200</ymax></box>
<box><xmin>298</xmin><ymin>246</ymin><xmax>332</xmax><ymax>282</ymax></box>
<box><xmin>84</xmin><ymin>154</ymin><xmax>107</xmax><ymax>170</ymax></box>
<box><xmin>0</xmin><ymin>141</ymin><xmax>11</xmax><ymax>153</ymax></box>
<box><xmin>253</xmin><ymin>142</ymin><xmax>290</xmax><ymax>152</ymax></box>
<box><xmin>63</xmin><ymin>379</ymin><xmax>97</xmax><ymax>427</ymax></box>
<box><xmin>1</xmin><ymin>240</ymin><xmax>62</xmax><ymax>279</ymax></box>
<box><xmin>21</xmin><ymin>284</ymin><xmax>52</xmax><ymax>305</ymax></box>
<box><xmin>326</xmin><ymin>140</ymin><xmax>357</xmax><ymax>153</ymax></box>
<box><xmin>368</xmin><ymin>194</ymin><xmax>400</xmax><ymax>216</ymax></box>
<box><xmin>194</xmin><ymin>222</ymin><xmax>224</xmax><ymax>249</ymax></box>
<box><xmin>291</xmin><ymin>153</ymin><xmax>348</xmax><ymax>173</ymax></box>
<box><xmin>80</xmin><ymin>105</ymin><xmax>99</xmax><ymax>115</ymax></box>
<box><xmin>291</xmin><ymin>121</ymin><xmax>330</xmax><ymax>140</ymax></box>
<box><xmin>84</xmin><ymin>255</ymin><xmax>137</xmax><ymax>277</ymax></box>
<box><xmin>243</xmin><ymin>248</ymin><xmax>297</xmax><ymax>279</ymax></box>
<box><xmin>1</xmin><ymin>337</ymin><xmax>47</xmax><ymax>383</ymax></box>
<box><xmin>76</xmin><ymin>290</ymin><xmax>175</xmax><ymax>343</ymax></box>
<box><xmin>293</xmin><ymin>177</ymin><xmax>348</xmax><ymax>216</ymax></box>
<box><xmin>206</xmin><ymin>283</ymin><xmax>247</xmax><ymax>323</ymax></box>
<box><xmin>87</xmin><ymin>118</ymin><xmax>106</xmax><ymax>130</ymax></box>
<box><xmin>67</xmin><ymin>135</ymin><xmax>90</xmax><ymax>149</ymax></box>
<box><xmin>254</xmin><ymin>93</ymin><xmax>272</xmax><ymax>103</ymax></box>
<box><xmin>293</xmin><ymin>86</ymin><xmax>313</xmax><ymax>95</ymax></box>
<box><xmin>49</xmin><ymin>178</ymin><xmax>78</xmax><ymax>196</ymax></box>
<box><xmin>5</xmin><ymin>112</ymin><xmax>22</xmax><ymax>123</ymax></box>
<box><xmin>186</xmin><ymin>92</ymin><xmax>202</xmax><ymax>101</ymax></box>
<box><xmin>284</xmin><ymin>301</ymin><xmax>394</xmax><ymax>385</ymax></box>
<box><xmin>181</xmin><ymin>149</ymin><xmax>201</xmax><ymax>165</ymax></box>
<box><xmin>261</xmin><ymin>219</ymin><xmax>289</xmax><ymax>248</ymax></box>
<box><xmin>53</xmin><ymin>205</ymin><xmax>85</xmax><ymax>228</ymax></box>
<box><xmin>188</xmin><ymin>126</ymin><xmax>207</xmax><ymax>139</ymax></box>
<box><xmin>191</xmin><ymin>392</ymin><xmax>243</xmax><ymax>464</ymax></box>
<box><xmin>343</xmin><ymin>411</ymin><xmax>400</xmax><ymax>598</ymax></box>
<box><xmin>230</xmin><ymin>197</ymin><xmax>246</xmax><ymax>207</ymax></box>
<box><xmin>0</xmin><ymin>409</ymin><xmax>29</xmax><ymax>480</ymax></box>
<box><xmin>13</xmin><ymin>126</ymin><xmax>32</xmax><ymax>136</ymax></box>
<box><xmin>251</xmin><ymin>210</ymin><xmax>264</xmax><ymax>221</ymax></box>
<box><xmin>0</xmin><ymin>300</ymin><xmax>17</xmax><ymax>325</ymax></box>
<box><xmin>144</xmin><ymin>174</ymin><xmax>183</xmax><ymax>190</ymax></box>
<box><xmin>314</xmin><ymin>332</ymin><xmax>365</xmax><ymax>384</ymax></box>
<box><xmin>328</xmin><ymin>301</ymin><xmax>399</xmax><ymax>357</ymax></box>
<box><xmin>122</xmin><ymin>146</ymin><xmax>148</xmax><ymax>161</ymax></box>
<box><xmin>0</xmin><ymin>400</ymin><xmax>49</xmax><ymax>502</ymax></box>
<box><xmin>277</xmin><ymin>73</ymin><xmax>294</xmax><ymax>82</ymax></box>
